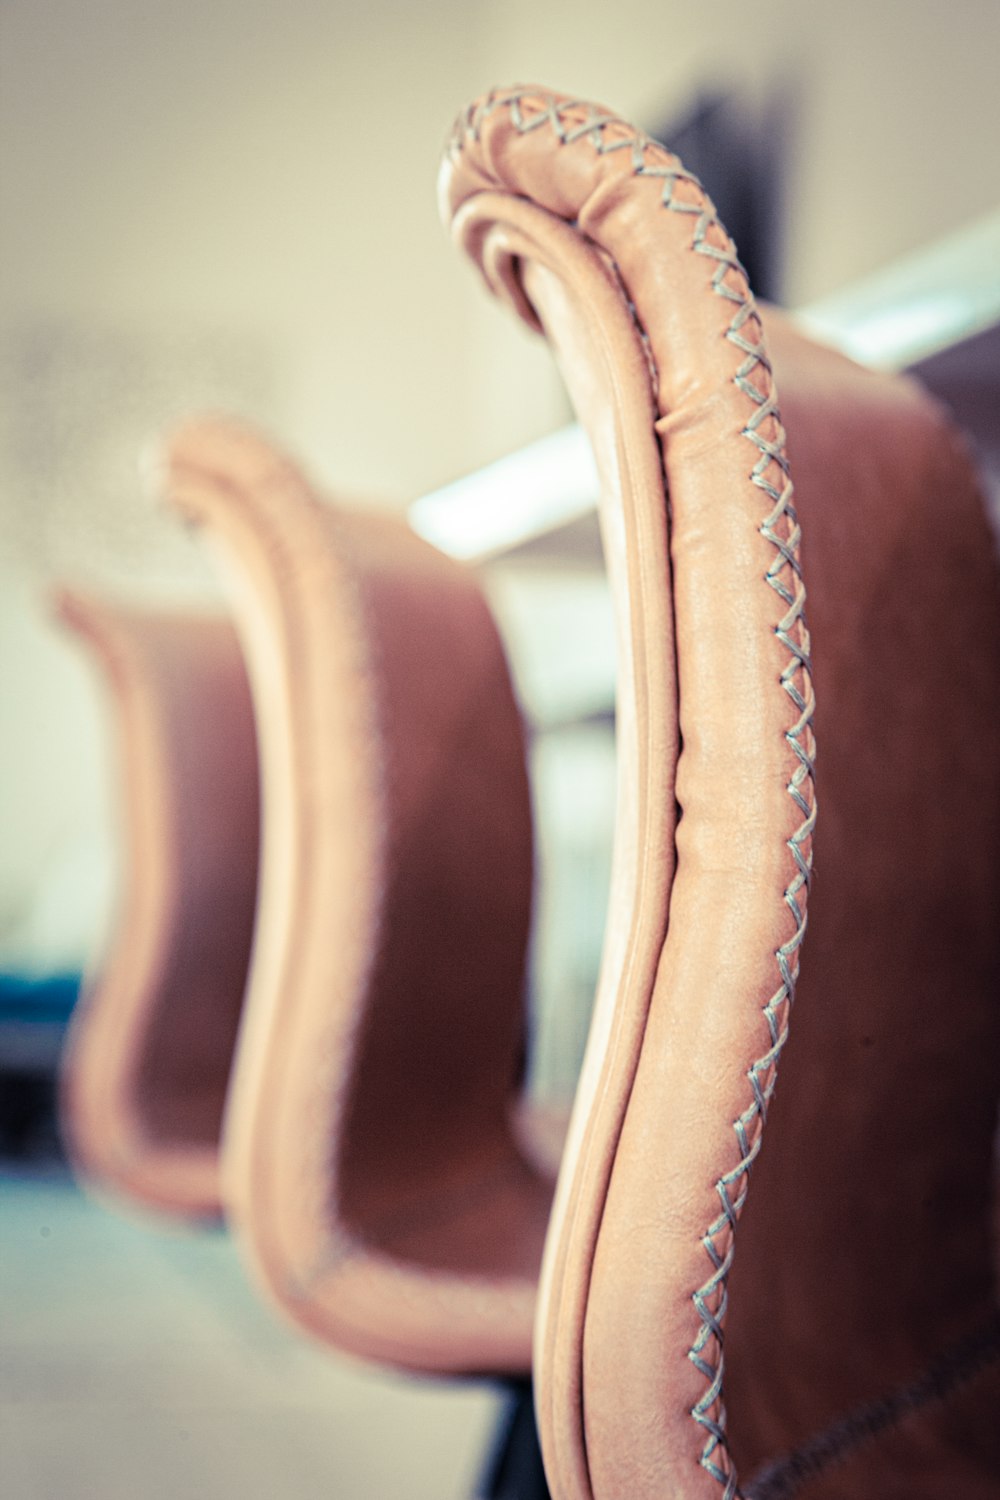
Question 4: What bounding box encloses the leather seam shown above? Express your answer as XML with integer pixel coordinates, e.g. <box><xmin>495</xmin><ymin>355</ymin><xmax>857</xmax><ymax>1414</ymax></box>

<box><xmin>451</xmin><ymin>87</ymin><xmax>818</xmax><ymax>1498</ymax></box>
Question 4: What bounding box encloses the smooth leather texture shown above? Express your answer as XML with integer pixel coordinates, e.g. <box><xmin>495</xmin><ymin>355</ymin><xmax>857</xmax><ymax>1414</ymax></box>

<box><xmin>442</xmin><ymin>86</ymin><xmax>1000</xmax><ymax>1499</ymax></box>
<box><xmin>57</xmin><ymin>592</ymin><xmax>259</xmax><ymax>1219</ymax></box>
<box><xmin>158</xmin><ymin>419</ymin><xmax>554</xmax><ymax>1373</ymax></box>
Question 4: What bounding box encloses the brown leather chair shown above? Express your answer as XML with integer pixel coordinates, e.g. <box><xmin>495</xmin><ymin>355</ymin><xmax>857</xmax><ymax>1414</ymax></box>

<box><xmin>442</xmin><ymin>85</ymin><xmax>1000</xmax><ymax>1500</ymax></box>
<box><xmin>57</xmin><ymin>592</ymin><xmax>258</xmax><ymax>1220</ymax></box>
<box><xmin>155</xmin><ymin>420</ymin><xmax>554</xmax><ymax>1373</ymax></box>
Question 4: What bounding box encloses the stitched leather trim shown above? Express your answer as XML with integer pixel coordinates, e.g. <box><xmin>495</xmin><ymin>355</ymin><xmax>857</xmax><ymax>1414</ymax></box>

<box><xmin>446</xmin><ymin>86</ymin><xmax>817</xmax><ymax>1495</ymax></box>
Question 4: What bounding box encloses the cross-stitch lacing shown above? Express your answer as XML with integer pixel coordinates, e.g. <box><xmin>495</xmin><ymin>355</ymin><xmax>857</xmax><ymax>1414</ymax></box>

<box><xmin>451</xmin><ymin>87</ymin><xmax>818</xmax><ymax>1497</ymax></box>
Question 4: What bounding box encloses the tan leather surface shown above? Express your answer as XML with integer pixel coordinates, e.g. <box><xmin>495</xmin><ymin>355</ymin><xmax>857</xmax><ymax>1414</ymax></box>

<box><xmin>442</xmin><ymin>85</ymin><xmax>999</xmax><ymax>1498</ymax></box>
<box><xmin>57</xmin><ymin>593</ymin><xmax>259</xmax><ymax>1220</ymax></box>
<box><xmin>159</xmin><ymin>419</ymin><xmax>550</xmax><ymax>1374</ymax></box>
<box><xmin>725</xmin><ymin>316</ymin><xmax>1000</xmax><ymax>1497</ymax></box>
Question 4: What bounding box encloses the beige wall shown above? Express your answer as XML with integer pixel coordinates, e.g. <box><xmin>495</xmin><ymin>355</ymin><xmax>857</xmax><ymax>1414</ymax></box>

<box><xmin>4</xmin><ymin>0</ymin><xmax>997</xmax><ymax>511</ymax></box>
<box><xmin>2</xmin><ymin>0</ymin><xmax>997</xmax><ymax>966</ymax></box>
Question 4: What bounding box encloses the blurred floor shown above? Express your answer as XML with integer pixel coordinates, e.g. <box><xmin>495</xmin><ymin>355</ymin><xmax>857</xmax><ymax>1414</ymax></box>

<box><xmin>0</xmin><ymin>1166</ymin><xmax>502</xmax><ymax>1499</ymax></box>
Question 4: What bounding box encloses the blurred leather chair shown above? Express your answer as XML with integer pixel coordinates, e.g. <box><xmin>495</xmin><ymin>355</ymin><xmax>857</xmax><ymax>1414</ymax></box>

<box><xmin>155</xmin><ymin>420</ymin><xmax>555</xmax><ymax>1374</ymax></box>
<box><xmin>57</xmin><ymin>594</ymin><xmax>258</xmax><ymax>1219</ymax></box>
<box><xmin>442</xmin><ymin>84</ymin><xmax>1000</xmax><ymax>1500</ymax></box>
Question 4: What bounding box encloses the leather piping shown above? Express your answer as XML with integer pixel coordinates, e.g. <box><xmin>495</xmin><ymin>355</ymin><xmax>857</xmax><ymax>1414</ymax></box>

<box><xmin>443</xmin><ymin>85</ymin><xmax>817</xmax><ymax>1494</ymax></box>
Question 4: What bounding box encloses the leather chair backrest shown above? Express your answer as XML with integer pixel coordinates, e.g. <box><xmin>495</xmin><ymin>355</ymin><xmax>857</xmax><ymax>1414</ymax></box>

<box><xmin>442</xmin><ymin>85</ymin><xmax>1000</xmax><ymax>1499</ymax></box>
<box><xmin>58</xmin><ymin>593</ymin><xmax>258</xmax><ymax>1219</ymax></box>
<box><xmin>160</xmin><ymin>419</ymin><xmax>551</xmax><ymax>1373</ymax></box>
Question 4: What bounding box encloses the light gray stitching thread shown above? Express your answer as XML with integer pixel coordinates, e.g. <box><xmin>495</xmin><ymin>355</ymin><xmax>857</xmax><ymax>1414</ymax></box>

<box><xmin>452</xmin><ymin>88</ymin><xmax>818</xmax><ymax>1499</ymax></box>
